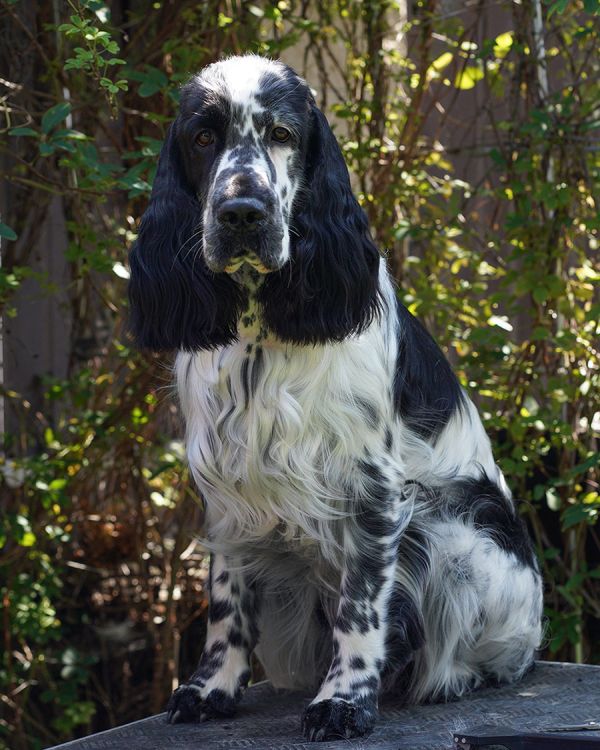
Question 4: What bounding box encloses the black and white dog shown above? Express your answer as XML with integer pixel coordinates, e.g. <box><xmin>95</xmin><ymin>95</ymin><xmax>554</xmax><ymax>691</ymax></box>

<box><xmin>128</xmin><ymin>55</ymin><xmax>543</xmax><ymax>742</ymax></box>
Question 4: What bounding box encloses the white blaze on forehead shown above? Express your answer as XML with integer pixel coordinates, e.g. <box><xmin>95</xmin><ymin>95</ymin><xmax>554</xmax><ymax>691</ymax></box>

<box><xmin>197</xmin><ymin>54</ymin><xmax>286</xmax><ymax>108</ymax></box>
<box><xmin>197</xmin><ymin>55</ymin><xmax>295</xmax><ymax>268</ymax></box>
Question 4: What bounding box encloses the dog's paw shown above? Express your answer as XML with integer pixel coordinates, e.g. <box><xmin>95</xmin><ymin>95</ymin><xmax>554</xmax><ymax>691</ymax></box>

<box><xmin>166</xmin><ymin>684</ymin><xmax>237</xmax><ymax>724</ymax></box>
<box><xmin>301</xmin><ymin>698</ymin><xmax>377</xmax><ymax>741</ymax></box>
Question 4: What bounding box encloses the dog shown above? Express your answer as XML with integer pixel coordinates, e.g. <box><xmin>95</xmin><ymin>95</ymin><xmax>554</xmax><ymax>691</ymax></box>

<box><xmin>128</xmin><ymin>54</ymin><xmax>543</xmax><ymax>742</ymax></box>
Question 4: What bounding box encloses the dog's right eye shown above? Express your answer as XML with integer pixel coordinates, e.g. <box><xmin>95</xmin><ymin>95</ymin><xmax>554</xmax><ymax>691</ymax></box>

<box><xmin>195</xmin><ymin>129</ymin><xmax>214</xmax><ymax>147</ymax></box>
<box><xmin>272</xmin><ymin>126</ymin><xmax>291</xmax><ymax>143</ymax></box>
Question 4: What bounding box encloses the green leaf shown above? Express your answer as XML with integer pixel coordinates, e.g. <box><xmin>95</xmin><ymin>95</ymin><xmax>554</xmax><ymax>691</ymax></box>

<box><xmin>543</xmin><ymin>547</ymin><xmax>560</xmax><ymax>560</ymax></box>
<box><xmin>565</xmin><ymin>453</ymin><xmax>600</xmax><ymax>479</ymax></box>
<box><xmin>493</xmin><ymin>31</ymin><xmax>513</xmax><ymax>58</ymax></box>
<box><xmin>134</xmin><ymin>136</ymin><xmax>163</xmax><ymax>155</ymax></box>
<box><xmin>489</xmin><ymin>148</ymin><xmax>506</xmax><ymax>166</ymax></box>
<box><xmin>41</xmin><ymin>102</ymin><xmax>72</xmax><ymax>134</ymax></box>
<box><xmin>9</xmin><ymin>126</ymin><xmax>38</xmax><ymax>137</ymax></box>
<box><xmin>455</xmin><ymin>66</ymin><xmax>485</xmax><ymax>90</ymax></box>
<box><xmin>0</xmin><ymin>222</ymin><xmax>18</xmax><ymax>240</ymax></box>
<box><xmin>20</xmin><ymin>531</ymin><xmax>36</xmax><ymax>547</ymax></box>
<box><xmin>51</xmin><ymin>128</ymin><xmax>87</xmax><ymax>141</ymax></box>
<box><xmin>39</xmin><ymin>142</ymin><xmax>55</xmax><ymax>157</ymax></box>
<box><xmin>547</xmin><ymin>0</ymin><xmax>569</xmax><ymax>17</ymax></box>
<box><xmin>563</xmin><ymin>504</ymin><xmax>598</xmax><ymax>529</ymax></box>
<box><xmin>431</xmin><ymin>52</ymin><xmax>453</xmax><ymax>71</ymax></box>
<box><xmin>426</xmin><ymin>52</ymin><xmax>453</xmax><ymax>81</ymax></box>
<box><xmin>72</xmin><ymin>47</ymin><xmax>94</xmax><ymax>61</ymax></box>
<box><xmin>136</xmin><ymin>66</ymin><xmax>168</xmax><ymax>97</ymax></box>
<box><xmin>531</xmin><ymin>326</ymin><xmax>550</xmax><ymax>341</ymax></box>
<box><xmin>49</xmin><ymin>479</ymin><xmax>68</xmax><ymax>491</ymax></box>
<box><xmin>64</xmin><ymin>58</ymin><xmax>86</xmax><ymax>71</ymax></box>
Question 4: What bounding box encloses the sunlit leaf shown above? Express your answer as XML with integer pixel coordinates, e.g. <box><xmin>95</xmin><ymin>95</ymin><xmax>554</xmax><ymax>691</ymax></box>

<box><xmin>493</xmin><ymin>31</ymin><xmax>514</xmax><ymax>58</ymax></box>
<box><xmin>454</xmin><ymin>66</ymin><xmax>485</xmax><ymax>89</ymax></box>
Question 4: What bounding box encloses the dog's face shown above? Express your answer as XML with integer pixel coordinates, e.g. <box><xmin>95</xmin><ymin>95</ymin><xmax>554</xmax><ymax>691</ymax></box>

<box><xmin>128</xmin><ymin>55</ymin><xmax>381</xmax><ymax>351</ymax></box>
<box><xmin>178</xmin><ymin>58</ymin><xmax>309</xmax><ymax>275</ymax></box>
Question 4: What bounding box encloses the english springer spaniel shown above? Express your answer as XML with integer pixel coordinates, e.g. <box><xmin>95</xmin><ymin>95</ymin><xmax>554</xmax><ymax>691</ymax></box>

<box><xmin>128</xmin><ymin>55</ymin><xmax>543</xmax><ymax>742</ymax></box>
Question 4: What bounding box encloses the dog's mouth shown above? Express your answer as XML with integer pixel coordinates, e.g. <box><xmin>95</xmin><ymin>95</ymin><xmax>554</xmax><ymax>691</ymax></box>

<box><xmin>202</xmin><ymin>207</ymin><xmax>288</xmax><ymax>276</ymax></box>
<box><xmin>224</xmin><ymin>253</ymin><xmax>272</xmax><ymax>274</ymax></box>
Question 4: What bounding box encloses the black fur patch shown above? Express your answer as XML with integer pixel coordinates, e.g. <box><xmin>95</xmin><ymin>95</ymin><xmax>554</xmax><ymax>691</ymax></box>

<box><xmin>208</xmin><ymin>598</ymin><xmax>233</xmax><ymax>623</ymax></box>
<box><xmin>393</xmin><ymin>300</ymin><xmax>465</xmax><ymax>439</ymax></box>
<box><xmin>258</xmin><ymin>105</ymin><xmax>381</xmax><ymax>345</ymax></box>
<box><xmin>384</xmin><ymin>428</ymin><xmax>393</xmax><ymax>451</ymax></box>
<box><xmin>356</xmin><ymin>398</ymin><xmax>380</xmax><ymax>430</ymax></box>
<box><xmin>301</xmin><ymin>697</ymin><xmax>377</xmax><ymax>741</ymax></box>
<box><xmin>448</xmin><ymin>475</ymin><xmax>537</xmax><ymax>567</ymax></box>
<box><xmin>349</xmin><ymin>656</ymin><xmax>365</xmax><ymax>670</ymax></box>
<box><xmin>128</xmin><ymin>122</ymin><xmax>248</xmax><ymax>352</ymax></box>
<box><xmin>166</xmin><ymin>684</ymin><xmax>241</xmax><ymax>724</ymax></box>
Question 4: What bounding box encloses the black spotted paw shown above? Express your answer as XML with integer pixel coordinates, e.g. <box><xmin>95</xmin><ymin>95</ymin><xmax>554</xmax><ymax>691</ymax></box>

<box><xmin>301</xmin><ymin>698</ymin><xmax>377</xmax><ymax>741</ymax></box>
<box><xmin>166</xmin><ymin>684</ymin><xmax>237</xmax><ymax>724</ymax></box>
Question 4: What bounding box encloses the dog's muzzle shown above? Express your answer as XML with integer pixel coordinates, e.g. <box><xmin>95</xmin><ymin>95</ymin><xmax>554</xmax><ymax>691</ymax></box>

<box><xmin>215</xmin><ymin>198</ymin><xmax>272</xmax><ymax>274</ymax></box>
<box><xmin>203</xmin><ymin>167</ymin><xmax>287</xmax><ymax>274</ymax></box>
<box><xmin>206</xmin><ymin>207</ymin><xmax>285</xmax><ymax>274</ymax></box>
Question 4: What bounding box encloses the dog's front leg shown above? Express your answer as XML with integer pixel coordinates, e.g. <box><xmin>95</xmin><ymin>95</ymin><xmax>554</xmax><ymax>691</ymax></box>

<box><xmin>302</xmin><ymin>490</ymin><xmax>410</xmax><ymax>741</ymax></box>
<box><xmin>167</xmin><ymin>552</ymin><xmax>258</xmax><ymax>723</ymax></box>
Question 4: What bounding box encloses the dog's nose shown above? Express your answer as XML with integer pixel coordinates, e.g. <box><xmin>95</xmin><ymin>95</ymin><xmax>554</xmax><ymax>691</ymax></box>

<box><xmin>217</xmin><ymin>198</ymin><xmax>266</xmax><ymax>231</ymax></box>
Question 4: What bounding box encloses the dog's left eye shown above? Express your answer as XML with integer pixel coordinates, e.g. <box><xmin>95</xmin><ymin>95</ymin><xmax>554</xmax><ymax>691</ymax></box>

<box><xmin>195</xmin><ymin>129</ymin><xmax>214</xmax><ymax>147</ymax></box>
<box><xmin>272</xmin><ymin>126</ymin><xmax>291</xmax><ymax>143</ymax></box>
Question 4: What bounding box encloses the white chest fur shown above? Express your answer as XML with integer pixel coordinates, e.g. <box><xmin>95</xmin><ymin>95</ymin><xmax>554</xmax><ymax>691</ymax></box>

<box><xmin>175</xmin><ymin>322</ymin><xmax>398</xmax><ymax>548</ymax></box>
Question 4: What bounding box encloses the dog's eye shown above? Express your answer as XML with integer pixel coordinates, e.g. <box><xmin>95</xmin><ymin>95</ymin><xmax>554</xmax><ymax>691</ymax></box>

<box><xmin>272</xmin><ymin>126</ymin><xmax>291</xmax><ymax>143</ymax></box>
<box><xmin>195</xmin><ymin>129</ymin><xmax>214</xmax><ymax>147</ymax></box>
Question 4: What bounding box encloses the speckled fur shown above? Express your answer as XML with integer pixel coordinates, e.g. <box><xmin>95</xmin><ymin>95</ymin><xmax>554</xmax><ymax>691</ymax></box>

<box><xmin>129</xmin><ymin>55</ymin><xmax>544</xmax><ymax>743</ymax></box>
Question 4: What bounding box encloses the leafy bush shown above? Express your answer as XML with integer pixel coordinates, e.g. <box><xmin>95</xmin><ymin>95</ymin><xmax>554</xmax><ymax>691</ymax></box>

<box><xmin>0</xmin><ymin>0</ymin><xmax>598</xmax><ymax>747</ymax></box>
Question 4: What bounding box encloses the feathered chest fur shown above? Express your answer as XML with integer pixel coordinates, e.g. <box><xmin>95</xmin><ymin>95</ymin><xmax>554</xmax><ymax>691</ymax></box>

<box><xmin>175</xmin><ymin>317</ymin><xmax>402</xmax><ymax>551</ymax></box>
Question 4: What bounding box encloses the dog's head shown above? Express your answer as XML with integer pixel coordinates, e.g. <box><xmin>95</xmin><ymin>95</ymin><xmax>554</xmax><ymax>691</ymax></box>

<box><xmin>129</xmin><ymin>55</ymin><xmax>381</xmax><ymax>351</ymax></box>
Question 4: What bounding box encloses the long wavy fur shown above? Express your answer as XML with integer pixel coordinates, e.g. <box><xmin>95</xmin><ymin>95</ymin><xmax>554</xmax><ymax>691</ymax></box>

<box><xmin>258</xmin><ymin>104</ymin><xmax>382</xmax><ymax>344</ymax></box>
<box><xmin>128</xmin><ymin>122</ymin><xmax>247</xmax><ymax>352</ymax></box>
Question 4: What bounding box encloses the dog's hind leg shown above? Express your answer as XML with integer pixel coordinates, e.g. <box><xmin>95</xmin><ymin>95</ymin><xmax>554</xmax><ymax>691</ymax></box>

<box><xmin>405</xmin><ymin>519</ymin><xmax>543</xmax><ymax>704</ymax></box>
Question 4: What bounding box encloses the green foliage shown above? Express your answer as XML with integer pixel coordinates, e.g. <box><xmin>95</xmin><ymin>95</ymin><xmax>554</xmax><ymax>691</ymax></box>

<box><xmin>0</xmin><ymin>222</ymin><xmax>17</xmax><ymax>240</ymax></box>
<box><xmin>1</xmin><ymin>0</ymin><xmax>599</xmax><ymax>747</ymax></box>
<box><xmin>58</xmin><ymin>2</ymin><xmax>128</xmax><ymax>108</ymax></box>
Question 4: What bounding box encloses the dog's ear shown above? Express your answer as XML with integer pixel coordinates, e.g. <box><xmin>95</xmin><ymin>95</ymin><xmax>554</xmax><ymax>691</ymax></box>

<box><xmin>259</xmin><ymin>103</ymin><xmax>381</xmax><ymax>344</ymax></box>
<box><xmin>128</xmin><ymin>121</ymin><xmax>245</xmax><ymax>352</ymax></box>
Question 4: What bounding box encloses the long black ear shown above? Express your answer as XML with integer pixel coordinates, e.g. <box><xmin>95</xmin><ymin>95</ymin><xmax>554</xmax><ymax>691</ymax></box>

<box><xmin>128</xmin><ymin>121</ymin><xmax>246</xmax><ymax>352</ymax></box>
<box><xmin>258</xmin><ymin>104</ymin><xmax>381</xmax><ymax>344</ymax></box>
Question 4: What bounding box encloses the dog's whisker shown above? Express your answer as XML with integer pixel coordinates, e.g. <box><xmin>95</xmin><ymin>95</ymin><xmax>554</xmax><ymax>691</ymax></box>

<box><xmin>174</xmin><ymin>227</ymin><xmax>204</xmax><ymax>261</ymax></box>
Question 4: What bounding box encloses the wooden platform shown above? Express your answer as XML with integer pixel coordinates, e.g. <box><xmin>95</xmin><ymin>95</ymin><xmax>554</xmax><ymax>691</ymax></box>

<box><xmin>46</xmin><ymin>662</ymin><xmax>600</xmax><ymax>750</ymax></box>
